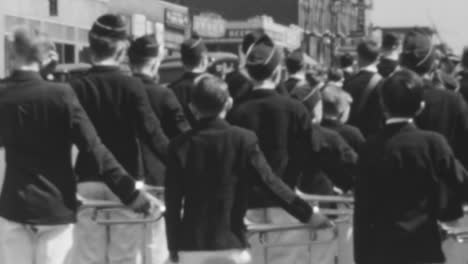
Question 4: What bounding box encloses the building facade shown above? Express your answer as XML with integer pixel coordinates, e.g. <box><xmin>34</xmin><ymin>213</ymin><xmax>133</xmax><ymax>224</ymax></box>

<box><xmin>0</xmin><ymin>0</ymin><xmax>109</xmax><ymax>77</ymax></box>
<box><xmin>167</xmin><ymin>0</ymin><xmax>368</xmax><ymax>64</ymax></box>
<box><xmin>0</xmin><ymin>0</ymin><xmax>190</xmax><ymax>77</ymax></box>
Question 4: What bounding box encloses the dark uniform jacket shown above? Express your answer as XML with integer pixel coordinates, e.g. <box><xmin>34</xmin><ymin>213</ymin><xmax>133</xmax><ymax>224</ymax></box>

<box><xmin>299</xmin><ymin>125</ymin><xmax>358</xmax><ymax>195</ymax></box>
<box><xmin>135</xmin><ymin>73</ymin><xmax>190</xmax><ymax>186</ymax></box>
<box><xmin>322</xmin><ymin>118</ymin><xmax>366</xmax><ymax>152</ymax></box>
<box><xmin>283</xmin><ymin>77</ymin><xmax>303</xmax><ymax>94</ymax></box>
<box><xmin>228</xmin><ymin>89</ymin><xmax>315</xmax><ymax>208</ymax></box>
<box><xmin>416</xmin><ymin>82</ymin><xmax>468</xmax><ymax>169</ymax></box>
<box><xmin>354</xmin><ymin>122</ymin><xmax>467</xmax><ymax>264</ymax></box>
<box><xmin>344</xmin><ymin>70</ymin><xmax>384</xmax><ymax>137</ymax></box>
<box><xmin>165</xmin><ymin>117</ymin><xmax>312</xmax><ymax>251</ymax></box>
<box><xmin>70</xmin><ymin>66</ymin><xmax>169</xmax><ymax>182</ymax></box>
<box><xmin>457</xmin><ymin>71</ymin><xmax>468</xmax><ymax>103</ymax></box>
<box><xmin>0</xmin><ymin>71</ymin><xmax>138</xmax><ymax>225</ymax></box>
<box><xmin>225</xmin><ymin>70</ymin><xmax>253</xmax><ymax>105</ymax></box>
<box><xmin>169</xmin><ymin>71</ymin><xmax>203</xmax><ymax>126</ymax></box>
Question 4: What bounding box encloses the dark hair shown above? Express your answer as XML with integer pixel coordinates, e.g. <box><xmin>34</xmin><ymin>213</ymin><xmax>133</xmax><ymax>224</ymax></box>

<box><xmin>357</xmin><ymin>39</ymin><xmax>380</xmax><ymax>63</ymax></box>
<box><xmin>328</xmin><ymin>68</ymin><xmax>344</xmax><ymax>82</ymax></box>
<box><xmin>381</xmin><ymin>69</ymin><xmax>424</xmax><ymax>117</ymax></box>
<box><xmin>192</xmin><ymin>75</ymin><xmax>230</xmax><ymax>115</ymax></box>
<box><xmin>339</xmin><ymin>53</ymin><xmax>354</xmax><ymax>68</ymax></box>
<box><xmin>89</xmin><ymin>33</ymin><xmax>126</xmax><ymax>61</ymax></box>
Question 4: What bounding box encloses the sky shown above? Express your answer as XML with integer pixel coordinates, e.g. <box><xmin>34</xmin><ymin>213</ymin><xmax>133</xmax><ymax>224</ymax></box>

<box><xmin>371</xmin><ymin>0</ymin><xmax>468</xmax><ymax>53</ymax></box>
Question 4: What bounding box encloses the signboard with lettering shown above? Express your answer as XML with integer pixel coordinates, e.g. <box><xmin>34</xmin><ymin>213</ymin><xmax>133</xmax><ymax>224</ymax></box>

<box><xmin>164</xmin><ymin>8</ymin><xmax>189</xmax><ymax>33</ymax></box>
<box><xmin>225</xmin><ymin>28</ymin><xmax>255</xmax><ymax>39</ymax></box>
<box><xmin>193</xmin><ymin>13</ymin><xmax>226</xmax><ymax>38</ymax></box>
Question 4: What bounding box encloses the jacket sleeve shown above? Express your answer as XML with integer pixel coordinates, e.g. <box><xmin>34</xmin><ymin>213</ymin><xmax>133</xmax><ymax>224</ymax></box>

<box><xmin>132</xmin><ymin>82</ymin><xmax>169</xmax><ymax>163</ymax></box>
<box><xmin>164</xmin><ymin>143</ymin><xmax>184</xmax><ymax>252</ymax></box>
<box><xmin>66</xmin><ymin>88</ymin><xmax>139</xmax><ymax>205</ymax></box>
<box><xmin>318</xmin><ymin>134</ymin><xmax>358</xmax><ymax>192</ymax></box>
<box><xmin>435</xmin><ymin>135</ymin><xmax>468</xmax><ymax>221</ymax></box>
<box><xmin>164</xmin><ymin>89</ymin><xmax>191</xmax><ymax>137</ymax></box>
<box><xmin>246</xmin><ymin>136</ymin><xmax>312</xmax><ymax>223</ymax></box>
<box><xmin>453</xmin><ymin>94</ymin><xmax>468</xmax><ymax>169</ymax></box>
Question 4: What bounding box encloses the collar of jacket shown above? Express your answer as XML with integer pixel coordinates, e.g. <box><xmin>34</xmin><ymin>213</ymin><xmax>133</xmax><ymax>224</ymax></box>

<box><xmin>249</xmin><ymin>88</ymin><xmax>279</xmax><ymax>99</ymax></box>
<box><xmin>322</xmin><ymin>118</ymin><xmax>341</xmax><ymax>128</ymax></box>
<box><xmin>9</xmin><ymin>70</ymin><xmax>43</xmax><ymax>82</ymax></box>
<box><xmin>383</xmin><ymin>121</ymin><xmax>417</xmax><ymax>135</ymax></box>
<box><xmin>90</xmin><ymin>65</ymin><xmax>121</xmax><ymax>74</ymax></box>
<box><xmin>195</xmin><ymin>117</ymin><xmax>230</xmax><ymax>130</ymax></box>
<box><xmin>134</xmin><ymin>73</ymin><xmax>155</xmax><ymax>84</ymax></box>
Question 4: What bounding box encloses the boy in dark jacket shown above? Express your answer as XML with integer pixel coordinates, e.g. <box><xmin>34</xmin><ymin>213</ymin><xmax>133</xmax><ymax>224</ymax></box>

<box><xmin>0</xmin><ymin>27</ymin><xmax>157</xmax><ymax>264</ymax></box>
<box><xmin>354</xmin><ymin>69</ymin><xmax>468</xmax><ymax>264</ymax></box>
<box><xmin>129</xmin><ymin>34</ymin><xmax>190</xmax><ymax>186</ymax></box>
<box><xmin>321</xmin><ymin>85</ymin><xmax>365</xmax><ymax>152</ymax></box>
<box><xmin>165</xmin><ymin>75</ymin><xmax>330</xmax><ymax>264</ymax></box>
<box><xmin>69</xmin><ymin>14</ymin><xmax>169</xmax><ymax>264</ymax></box>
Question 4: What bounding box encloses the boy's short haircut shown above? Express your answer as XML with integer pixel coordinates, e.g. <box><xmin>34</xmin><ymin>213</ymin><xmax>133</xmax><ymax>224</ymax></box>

<box><xmin>328</xmin><ymin>68</ymin><xmax>344</xmax><ymax>82</ymax></box>
<box><xmin>88</xmin><ymin>14</ymin><xmax>128</xmax><ymax>61</ymax></box>
<box><xmin>192</xmin><ymin>74</ymin><xmax>230</xmax><ymax>115</ymax></box>
<box><xmin>12</xmin><ymin>26</ymin><xmax>55</xmax><ymax>64</ymax></box>
<box><xmin>357</xmin><ymin>39</ymin><xmax>380</xmax><ymax>63</ymax></box>
<box><xmin>181</xmin><ymin>37</ymin><xmax>207</xmax><ymax>68</ymax></box>
<box><xmin>381</xmin><ymin>69</ymin><xmax>424</xmax><ymax>117</ymax></box>
<box><xmin>340</xmin><ymin>53</ymin><xmax>354</xmax><ymax>68</ymax></box>
<box><xmin>286</xmin><ymin>49</ymin><xmax>305</xmax><ymax>75</ymax></box>
<box><xmin>322</xmin><ymin>85</ymin><xmax>352</xmax><ymax>117</ymax></box>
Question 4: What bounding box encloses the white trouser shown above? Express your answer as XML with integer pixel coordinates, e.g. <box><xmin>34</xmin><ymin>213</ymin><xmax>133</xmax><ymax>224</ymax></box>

<box><xmin>166</xmin><ymin>249</ymin><xmax>252</xmax><ymax>264</ymax></box>
<box><xmin>0</xmin><ymin>217</ymin><xmax>73</xmax><ymax>264</ymax></box>
<box><xmin>72</xmin><ymin>182</ymin><xmax>143</xmax><ymax>264</ymax></box>
<box><xmin>246</xmin><ymin>208</ymin><xmax>337</xmax><ymax>264</ymax></box>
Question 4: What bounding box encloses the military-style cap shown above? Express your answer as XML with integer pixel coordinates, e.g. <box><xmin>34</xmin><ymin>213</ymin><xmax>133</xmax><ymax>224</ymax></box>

<box><xmin>400</xmin><ymin>29</ymin><xmax>435</xmax><ymax>74</ymax></box>
<box><xmin>128</xmin><ymin>35</ymin><xmax>159</xmax><ymax>62</ymax></box>
<box><xmin>245</xmin><ymin>34</ymin><xmax>282</xmax><ymax>80</ymax></box>
<box><xmin>180</xmin><ymin>36</ymin><xmax>207</xmax><ymax>66</ymax></box>
<box><xmin>286</xmin><ymin>49</ymin><xmax>305</xmax><ymax>73</ymax></box>
<box><xmin>90</xmin><ymin>14</ymin><xmax>128</xmax><ymax>40</ymax></box>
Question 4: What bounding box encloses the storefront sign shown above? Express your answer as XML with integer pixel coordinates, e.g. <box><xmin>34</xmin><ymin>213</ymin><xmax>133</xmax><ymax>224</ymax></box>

<box><xmin>193</xmin><ymin>13</ymin><xmax>226</xmax><ymax>38</ymax></box>
<box><xmin>225</xmin><ymin>28</ymin><xmax>255</xmax><ymax>39</ymax></box>
<box><xmin>164</xmin><ymin>8</ymin><xmax>189</xmax><ymax>32</ymax></box>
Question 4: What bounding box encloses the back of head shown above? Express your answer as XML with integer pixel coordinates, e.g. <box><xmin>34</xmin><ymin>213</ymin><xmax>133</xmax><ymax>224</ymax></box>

<box><xmin>328</xmin><ymin>67</ymin><xmax>344</xmax><ymax>82</ymax></box>
<box><xmin>11</xmin><ymin>26</ymin><xmax>55</xmax><ymax>65</ymax></box>
<box><xmin>357</xmin><ymin>38</ymin><xmax>380</xmax><ymax>64</ymax></box>
<box><xmin>245</xmin><ymin>34</ymin><xmax>283</xmax><ymax>81</ymax></box>
<box><xmin>192</xmin><ymin>74</ymin><xmax>231</xmax><ymax>116</ymax></box>
<box><xmin>322</xmin><ymin>85</ymin><xmax>352</xmax><ymax>117</ymax></box>
<box><xmin>89</xmin><ymin>14</ymin><xmax>128</xmax><ymax>61</ymax></box>
<box><xmin>340</xmin><ymin>53</ymin><xmax>355</xmax><ymax>69</ymax></box>
<box><xmin>400</xmin><ymin>29</ymin><xmax>435</xmax><ymax>75</ymax></box>
<box><xmin>241</xmin><ymin>29</ymin><xmax>265</xmax><ymax>55</ymax></box>
<box><xmin>286</xmin><ymin>49</ymin><xmax>305</xmax><ymax>75</ymax></box>
<box><xmin>128</xmin><ymin>34</ymin><xmax>160</xmax><ymax>67</ymax></box>
<box><xmin>381</xmin><ymin>69</ymin><xmax>424</xmax><ymax>117</ymax></box>
<box><xmin>181</xmin><ymin>36</ymin><xmax>207</xmax><ymax>68</ymax></box>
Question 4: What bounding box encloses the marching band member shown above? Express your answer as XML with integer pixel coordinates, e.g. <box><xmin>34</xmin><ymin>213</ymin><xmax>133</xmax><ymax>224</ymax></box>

<box><xmin>0</xmin><ymin>26</ymin><xmax>156</xmax><ymax>264</ymax></box>
<box><xmin>165</xmin><ymin>75</ymin><xmax>328</xmax><ymax>264</ymax></box>
<box><xmin>69</xmin><ymin>14</ymin><xmax>169</xmax><ymax>264</ymax></box>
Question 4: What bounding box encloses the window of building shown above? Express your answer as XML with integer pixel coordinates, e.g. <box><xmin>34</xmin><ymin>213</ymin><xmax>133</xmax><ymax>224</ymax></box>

<box><xmin>55</xmin><ymin>43</ymin><xmax>75</xmax><ymax>63</ymax></box>
<box><xmin>50</xmin><ymin>0</ymin><xmax>58</xmax><ymax>16</ymax></box>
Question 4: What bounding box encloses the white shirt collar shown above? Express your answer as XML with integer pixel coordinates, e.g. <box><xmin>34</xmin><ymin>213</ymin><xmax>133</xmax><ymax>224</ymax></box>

<box><xmin>359</xmin><ymin>63</ymin><xmax>378</xmax><ymax>73</ymax></box>
<box><xmin>385</xmin><ymin>117</ymin><xmax>414</xmax><ymax>125</ymax></box>
<box><xmin>289</xmin><ymin>73</ymin><xmax>306</xmax><ymax>82</ymax></box>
